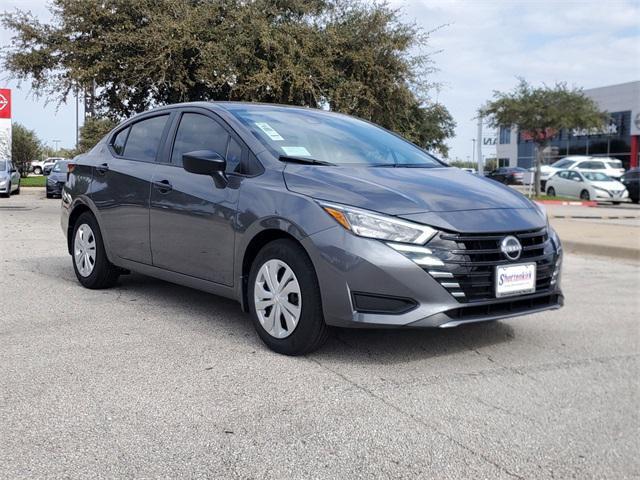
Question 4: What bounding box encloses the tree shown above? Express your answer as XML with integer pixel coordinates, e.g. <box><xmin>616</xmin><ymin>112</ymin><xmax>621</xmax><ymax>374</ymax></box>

<box><xmin>11</xmin><ymin>123</ymin><xmax>42</xmax><ymax>177</ymax></box>
<box><xmin>78</xmin><ymin>117</ymin><xmax>118</xmax><ymax>153</ymax></box>
<box><xmin>481</xmin><ymin>80</ymin><xmax>606</xmax><ymax>195</ymax></box>
<box><xmin>1</xmin><ymin>0</ymin><xmax>454</xmax><ymax>155</ymax></box>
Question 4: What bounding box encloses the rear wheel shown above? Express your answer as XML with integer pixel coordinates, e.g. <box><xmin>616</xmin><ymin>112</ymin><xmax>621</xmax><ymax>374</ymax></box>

<box><xmin>546</xmin><ymin>187</ymin><xmax>556</xmax><ymax>197</ymax></box>
<box><xmin>72</xmin><ymin>212</ymin><xmax>120</xmax><ymax>289</ymax></box>
<box><xmin>580</xmin><ymin>190</ymin><xmax>590</xmax><ymax>201</ymax></box>
<box><xmin>248</xmin><ymin>239</ymin><xmax>329</xmax><ymax>355</ymax></box>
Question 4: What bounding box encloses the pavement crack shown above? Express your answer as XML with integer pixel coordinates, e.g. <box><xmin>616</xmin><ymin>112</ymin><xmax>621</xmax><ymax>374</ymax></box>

<box><xmin>308</xmin><ymin>357</ymin><xmax>526</xmax><ymax>479</ymax></box>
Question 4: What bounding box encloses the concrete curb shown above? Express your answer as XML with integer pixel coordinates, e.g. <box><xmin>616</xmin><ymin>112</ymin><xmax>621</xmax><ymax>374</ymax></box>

<box><xmin>537</xmin><ymin>200</ymin><xmax>598</xmax><ymax>207</ymax></box>
<box><xmin>562</xmin><ymin>240</ymin><xmax>640</xmax><ymax>261</ymax></box>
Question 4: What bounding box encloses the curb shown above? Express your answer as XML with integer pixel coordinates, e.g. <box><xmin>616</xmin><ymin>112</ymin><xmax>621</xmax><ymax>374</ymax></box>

<box><xmin>562</xmin><ymin>240</ymin><xmax>640</xmax><ymax>261</ymax></box>
<box><xmin>536</xmin><ymin>200</ymin><xmax>598</xmax><ymax>207</ymax></box>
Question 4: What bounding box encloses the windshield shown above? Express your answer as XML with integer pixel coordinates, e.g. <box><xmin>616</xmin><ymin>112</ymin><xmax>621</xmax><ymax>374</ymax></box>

<box><xmin>0</xmin><ymin>160</ymin><xmax>6</xmax><ymax>171</ymax></box>
<box><xmin>583</xmin><ymin>172</ymin><xmax>612</xmax><ymax>181</ymax></box>
<box><xmin>225</xmin><ymin>105</ymin><xmax>444</xmax><ymax>167</ymax></box>
<box><xmin>52</xmin><ymin>161</ymin><xmax>68</xmax><ymax>172</ymax></box>
<box><xmin>605</xmin><ymin>159</ymin><xmax>622</xmax><ymax>168</ymax></box>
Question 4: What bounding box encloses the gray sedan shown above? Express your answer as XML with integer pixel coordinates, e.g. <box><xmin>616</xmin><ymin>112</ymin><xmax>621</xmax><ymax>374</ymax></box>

<box><xmin>61</xmin><ymin>102</ymin><xmax>563</xmax><ymax>355</ymax></box>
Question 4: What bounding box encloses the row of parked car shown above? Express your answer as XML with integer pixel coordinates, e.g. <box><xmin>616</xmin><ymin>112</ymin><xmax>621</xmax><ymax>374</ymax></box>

<box><xmin>483</xmin><ymin>156</ymin><xmax>638</xmax><ymax>203</ymax></box>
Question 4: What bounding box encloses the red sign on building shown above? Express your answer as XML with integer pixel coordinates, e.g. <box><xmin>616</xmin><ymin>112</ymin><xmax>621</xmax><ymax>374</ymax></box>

<box><xmin>0</xmin><ymin>89</ymin><xmax>11</xmax><ymax>119</ymax></box>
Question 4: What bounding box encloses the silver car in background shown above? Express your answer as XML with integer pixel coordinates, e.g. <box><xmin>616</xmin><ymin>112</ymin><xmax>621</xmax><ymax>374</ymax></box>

<box><xmin>0</xmin><ymin>159</ymin><xmax>21</xmax><ymax>197</ymax></box>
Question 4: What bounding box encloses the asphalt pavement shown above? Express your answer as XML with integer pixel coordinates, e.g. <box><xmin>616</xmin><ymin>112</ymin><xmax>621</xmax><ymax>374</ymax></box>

<box><xmin>1</xmin><ymin>189</ymin><xmax>638</xmax><ymax>479</ymax></box>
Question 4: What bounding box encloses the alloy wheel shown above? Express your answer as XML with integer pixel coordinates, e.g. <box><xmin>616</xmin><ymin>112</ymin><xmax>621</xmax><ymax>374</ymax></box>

<box><xmin>253</xmin><ymin>259</ymin><xmax>302</xmax><ymax>339</ymax></box>
<box><xmin>74</xmin><ymin>224</ymin><xmax>97</xmax><ymax>277</ymax></box>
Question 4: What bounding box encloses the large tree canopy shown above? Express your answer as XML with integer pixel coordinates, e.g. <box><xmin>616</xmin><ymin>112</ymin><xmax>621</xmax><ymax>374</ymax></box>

<box><xmin>481</xmin><ymin>79</ymin><xmax>606</xmax><ymax>194</ymax></box>
<box><xmin>1</xmin><ymin>0</ymin><xmax>455</xmax><ymax>155</ymax></box>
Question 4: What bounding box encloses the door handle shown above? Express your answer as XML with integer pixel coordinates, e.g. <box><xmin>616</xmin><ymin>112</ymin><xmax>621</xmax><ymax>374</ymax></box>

<box><xmin>153</xmin><ymin>179</ymin><xmax>173</xmax><ymax>192</ymax></box>
<box><xmin>96</xmin><ymin>163</ymin><xmax>109</xmax><ymax>174</ymax></box>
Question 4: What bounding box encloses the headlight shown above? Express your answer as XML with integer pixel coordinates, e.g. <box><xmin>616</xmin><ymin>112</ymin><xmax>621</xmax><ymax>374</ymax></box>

<box><xmin>593</xmin><ymin>188</ymin><xmax>609</xmax><ymax>196</ymax></box>
<box><xmin>319</xmin><ymin>202</ymin><xmax>437</xmax><ymax>244</ymax></box>
<box><xmin>0</xmin><ymin>179</ymin><xmax>6</xmax><ymax>187</ymax></box>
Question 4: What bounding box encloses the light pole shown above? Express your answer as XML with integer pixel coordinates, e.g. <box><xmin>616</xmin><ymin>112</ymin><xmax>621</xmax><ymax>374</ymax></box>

<box><xmin>471</xmin><ymin>139</ymin><xmax>476</xmax><ymax>165</ymax></box>
<box><xmin>53</xmin><ymin>139</ymin><xmax>61</xmax><ymax>154</ymax></box>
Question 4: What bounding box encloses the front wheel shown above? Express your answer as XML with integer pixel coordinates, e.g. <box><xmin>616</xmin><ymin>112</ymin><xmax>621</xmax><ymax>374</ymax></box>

<box><xmin>14</xmin><ymin>182</ymin><xmax>20</xmax><ymax>195</ymax></box>
<box><xmin>546</xmin><ymin>187</ymin><xmax>556</xmax><ymax>197</ymax></box>
<box><xmin>72</xmin><ymin>212</ymin><xmax>120</xmax><ymax>289</ymax></box>
<box><xmin>33</xmin><ymin>167</ymin><xmax>42</xmax><ymax>175</ymax></box>
<box><xmin>248</xmin><ymin>239</ymin><xmax>329</xmax><ymax>355</ymax></box>
<box><xmin>580</xmin><ymin>190</ymin><xmax>590</xmax><ymax>201</ymax></box>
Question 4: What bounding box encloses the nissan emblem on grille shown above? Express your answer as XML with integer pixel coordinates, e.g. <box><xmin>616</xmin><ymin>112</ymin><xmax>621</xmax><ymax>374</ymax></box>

<box><xmin>500</xmin><ymin>236</ymin><xmax>522</xmax><ymax>260</ymax></box>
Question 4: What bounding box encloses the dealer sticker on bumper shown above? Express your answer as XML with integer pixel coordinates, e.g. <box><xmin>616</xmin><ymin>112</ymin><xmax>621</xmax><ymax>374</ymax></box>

<box><xmin>495</xmin><ymin>263</ymin><xmax>536</xmax><ymax>298</ymax></box>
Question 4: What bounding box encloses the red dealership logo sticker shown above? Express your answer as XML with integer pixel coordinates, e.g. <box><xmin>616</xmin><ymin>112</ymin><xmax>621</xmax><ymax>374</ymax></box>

<box><xmin>0</xmin><ymin>89</ymin><xmax>12</xmax><ymax>119</ymax></box>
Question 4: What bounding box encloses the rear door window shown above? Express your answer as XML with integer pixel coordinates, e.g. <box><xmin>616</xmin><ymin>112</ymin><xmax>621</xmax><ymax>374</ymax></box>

<box><xmin>123</xmin><ymin>115</ymin><xmax>169</xmax><ymax>162</ymax></box>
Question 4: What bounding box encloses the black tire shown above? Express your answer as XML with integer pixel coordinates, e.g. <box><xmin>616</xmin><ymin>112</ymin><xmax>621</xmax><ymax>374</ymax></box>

<box><xmin>546</xmin><ymin>187</ymin><xmax>556</xmax><ymax>197</ymax></box>
<box><xmin>34</xmin><ymin>167</ymin><xmax>42</xmax><ymax>175</ymax></box>
<box><xmin>612</xmin><ymin>201</ymin><xmax>620</xmax><ymax>205</ymax></box>
<box><xmin>4</xmin><ymin>183</ymin><xmax>10</xmax><ymax>198</ymax></box>
<box><xmin>580</xmin><ymin>190</ymin><xmax>590</xmax><ymax>201</ymax></box>
<box><xmin>248</xmin><ymin>239</ymin><xmax>329</xmax><ymax>355</ymax></box>
<box><xmin>46</xmin><ymin>189</ymin><xmax>52</xmax><ymax>199</ymax></box>
<box><xmin>71</xmin><ymin>212</ymin><xmax>120</xmax><ymax>289</ymax></box>
<box><xmin>14</xmin><ymin>182</ymin><xmax>20</xmax><ymax>195</ymax></box>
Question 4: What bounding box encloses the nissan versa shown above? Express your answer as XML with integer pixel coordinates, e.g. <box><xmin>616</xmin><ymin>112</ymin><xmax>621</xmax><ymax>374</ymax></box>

<box><xmin>61</xmin><ymin>102</ymin><xmax>563</xmax><ymax>355</ymax></box>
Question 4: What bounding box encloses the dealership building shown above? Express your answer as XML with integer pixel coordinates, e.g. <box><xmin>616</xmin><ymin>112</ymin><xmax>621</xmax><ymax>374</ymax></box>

<box><xmin>495</xmin><ymin>80</ymin><xmax>640</xmax><ymax>170</ymax></box>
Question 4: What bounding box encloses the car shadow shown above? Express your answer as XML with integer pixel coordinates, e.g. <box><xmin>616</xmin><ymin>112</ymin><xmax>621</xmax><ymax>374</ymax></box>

<box><xmin>117</xmin><ymin>273</ymin><xmax>516</xmax><ymax>364</ymax></box>
<box><xmin>312</xmin><ymin>321</ymin><xmax>516</xmax><ymax>365</ymax></box>
<box><xmin>38</xmin><ymin>259</ymin><xmax>517</xmax><ymax>363</ymax></box>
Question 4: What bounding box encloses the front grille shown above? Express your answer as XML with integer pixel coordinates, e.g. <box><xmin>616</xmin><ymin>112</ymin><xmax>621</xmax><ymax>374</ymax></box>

<box><xmin>426</xmin><ymin>228</ymin><xmax>558</xmax><ymax>303</ymax></box>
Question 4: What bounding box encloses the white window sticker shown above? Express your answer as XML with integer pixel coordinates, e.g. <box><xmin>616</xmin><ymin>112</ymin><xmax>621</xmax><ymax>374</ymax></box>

<box><xmin>281</xmin><ymin>146</ymin><xmax>311</xmax><ymax>157</ymax></box>
<box><xmin>255</xmin><ymin>122</ymin><xmax>284</xmax><ymax>141</ymax></box>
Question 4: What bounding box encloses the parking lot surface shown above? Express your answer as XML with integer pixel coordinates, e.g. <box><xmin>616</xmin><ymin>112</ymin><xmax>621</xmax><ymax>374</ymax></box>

<box><xmin>1</xmin><ymin>189</ymin><xmax>639</xmax><ymax>479</ymax></box>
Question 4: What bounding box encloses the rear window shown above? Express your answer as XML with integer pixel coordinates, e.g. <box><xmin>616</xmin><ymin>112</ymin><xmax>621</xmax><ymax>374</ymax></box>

<box><xmin>606</xmin><ymin>159</ymin><xmax>622</xmax><ymax>168</ymax></box>
<box><xmin>122</xmin><ymin>115</ymin><xmax>169</xmax><ymax>162</ymax></box>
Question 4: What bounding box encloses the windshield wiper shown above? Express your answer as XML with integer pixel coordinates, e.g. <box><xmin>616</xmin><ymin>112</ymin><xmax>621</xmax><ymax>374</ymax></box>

<box><xmin>279</xmin><ymin>156</ymin><xmax>336</xmax><ymax>166</ymax></box>
<box><xmin>373</xmin><ymin>163</ymin><xmax>435</xmax><ymax>168</ymax></box>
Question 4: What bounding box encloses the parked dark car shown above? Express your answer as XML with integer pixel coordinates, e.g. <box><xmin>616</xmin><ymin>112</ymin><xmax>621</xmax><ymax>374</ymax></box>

<box><xmin>620</xmin><ymin>168</ymin><xmax>640</xmax><ymax>203</ymax></box>
<box><xmin>486</xmin><ymin>167</ymin><xmax>527</xmax><ymax>185</ymax></box>
<box><xmin>46</xmin><ymin>160</ymin><xmax>71</xmax><ymax>198</ymax></box>
<box><xmin>61</xmin><ymin>102</ymin><xmax>563</xmax><ymax>355</ymax></box>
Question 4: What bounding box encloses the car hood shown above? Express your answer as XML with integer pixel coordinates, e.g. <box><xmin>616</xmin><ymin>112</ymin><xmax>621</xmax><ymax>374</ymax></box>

<box><xmin>283</xmin><ymin>165</ymin><xmax>544</xmax><ymax>232</ymax></box>
<box><xmin>590</xmin><ymin>180</ymin><xmax>624</xmax><ymax>190</ymax></box>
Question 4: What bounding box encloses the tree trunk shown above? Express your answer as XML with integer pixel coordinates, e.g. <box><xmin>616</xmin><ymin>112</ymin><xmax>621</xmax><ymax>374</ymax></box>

<box><xmin>534</xmin><ymin>142</ymin><xmax>546</xmax><ymax>196</ymax></box>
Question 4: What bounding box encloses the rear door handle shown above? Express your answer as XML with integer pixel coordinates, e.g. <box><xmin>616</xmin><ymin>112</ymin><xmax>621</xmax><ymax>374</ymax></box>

<box><xmin>96</xmin><ymin>163</ymin><xmax>109</xmax><ymax>174</ymax></box>
<box><xmin>153</xmin><ymin>179</ymin><xmax>173</xmax><ymax>192</ymax></box>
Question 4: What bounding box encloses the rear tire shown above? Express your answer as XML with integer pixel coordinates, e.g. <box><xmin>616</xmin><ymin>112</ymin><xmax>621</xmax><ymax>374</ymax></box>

<box><xmin>580</xmin><ymin>190</ymin><xmax>590</xmax><ymax>201</ymax></box>
<box><xmin>72</xmin><ymin>212</ymin><xmax>120</xmax><ymax>289</ymax></box>
<box><xmin>248</xmin><ymin>239</ymin><xmax>329</xmax><ymax>355</ymax></box>
<box><xmin>546</xmin><ymin>187</ymin><xmax>556</xmax><ymax>197</ymax></box>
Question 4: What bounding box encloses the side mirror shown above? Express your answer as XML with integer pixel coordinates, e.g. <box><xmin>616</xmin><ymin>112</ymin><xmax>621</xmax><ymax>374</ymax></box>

<box><xmin>10</xmin><ymin>168</ymin><xmax>16</xmax><ymax>173</ymax></box>
<box><xmin>182</xmin><ymin>150</ymin><xmax>227</xmax><ymax>188</ymax></box>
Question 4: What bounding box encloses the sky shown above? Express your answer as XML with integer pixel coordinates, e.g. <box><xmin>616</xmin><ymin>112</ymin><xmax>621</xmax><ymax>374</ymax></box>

<box><xmin>1</xmin><ymin>0</ymin><xmax>639</xmax><ymax>158</ymax></box>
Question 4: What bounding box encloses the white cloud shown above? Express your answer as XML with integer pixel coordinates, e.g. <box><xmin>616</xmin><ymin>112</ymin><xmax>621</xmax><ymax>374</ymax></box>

<box><xmin>391</xmin><ymin>0</ymin><xmax>640</xmax><ymax>160</ymax></box>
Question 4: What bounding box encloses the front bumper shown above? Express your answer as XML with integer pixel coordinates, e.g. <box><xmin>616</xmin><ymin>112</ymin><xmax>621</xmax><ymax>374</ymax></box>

<box><xmin>46</xmin><ymin>180</ymin><xmax>65</xmax><ymax>196</ymax></box>
<box><xmin>303</xmin><ymin>226</ymin><xmax>563</xmax><ymax>329</ymax></box>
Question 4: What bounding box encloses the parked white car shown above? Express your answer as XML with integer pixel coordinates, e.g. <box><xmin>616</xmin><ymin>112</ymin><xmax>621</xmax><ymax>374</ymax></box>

<box><xmin>570</xmin><ymin>157</ymin><xmax>625</xmax><ymax>179</ymax></box>
<box><xmin>545</xmin><ymin>170</ymin><xmax>629</xmax><ymax>203</ymax></box>
<box><xmin>30</xmin><ymin>157</ymin><xmax>66</xmax><ymax>175</ymax></box>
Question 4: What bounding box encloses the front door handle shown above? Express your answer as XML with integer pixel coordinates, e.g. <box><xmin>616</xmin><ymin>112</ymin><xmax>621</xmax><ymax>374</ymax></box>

<box><xmin>153</xmin><ymin>179</ymin><xmax>173</xmax><ymax>193</ymax></box>
<box><xmin>96</xmin><ymin>163</ymin><xmax>109</xmax><ymax>174</ymax></box>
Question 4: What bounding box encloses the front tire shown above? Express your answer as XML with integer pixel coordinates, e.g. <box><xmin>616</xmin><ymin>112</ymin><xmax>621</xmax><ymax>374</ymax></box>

<box><xmin>546</xmin><ymin>187</ymin><xmax>556</xmax><ymax>197</ymax></box>
<box><xmin>580</xmin><ymin>190</ymin><xmax>590</xmax><ymax>201</ymax></box>
<box><xmin>34</xmin><ymin>167</ymin><xmax>42</xmax><ymax>175</ymax></box>
<box><xmin>72</xmin><ymin>212</ymin><xmax>120</xmax><ymax>289</ymax></box>
<box><xmin>14</xmin><ymin>182</ymin><xmax>20</xmax><ymax>195</ymax></box>
<box><xmin>248</xmin><ymin>239</ymin><xmax>329</xmax><ymax>355</ymax></box>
